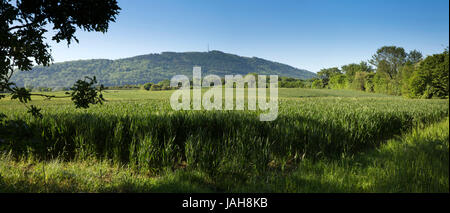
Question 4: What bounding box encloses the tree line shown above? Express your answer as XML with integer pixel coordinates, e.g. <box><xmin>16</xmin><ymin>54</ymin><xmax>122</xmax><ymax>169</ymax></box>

<box><xmin>310</xmin><ymin>46</ymin><xmax>449</xmax><ymax>99</ymax></box>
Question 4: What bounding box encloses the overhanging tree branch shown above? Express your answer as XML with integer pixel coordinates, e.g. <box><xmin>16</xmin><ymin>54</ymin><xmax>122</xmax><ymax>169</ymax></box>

<box><xmin>1</xmin><ymin>0</ymin><xmax>120</xmax><ymax>118</ymax></box>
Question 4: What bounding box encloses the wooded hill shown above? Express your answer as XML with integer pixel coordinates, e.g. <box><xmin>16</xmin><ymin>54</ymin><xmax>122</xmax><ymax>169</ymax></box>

<box><xmin>11</xmin><ymin>50</ymin><xmax>315</xmax><ymax>88</ymax></box>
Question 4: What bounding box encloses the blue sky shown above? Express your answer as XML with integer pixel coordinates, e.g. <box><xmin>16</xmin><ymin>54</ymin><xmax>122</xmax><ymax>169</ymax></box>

<box><xmin>47</xmin><ymin>0</ymin><xmax>449</xmax><ymax>72</ymax></box>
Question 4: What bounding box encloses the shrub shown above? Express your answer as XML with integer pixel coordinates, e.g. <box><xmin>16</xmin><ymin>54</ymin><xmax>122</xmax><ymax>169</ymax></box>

<box><xmin>143</xmin><ymin>83</ymin><xmax>153</xmax><ymax>91</ymax></box>
<box><xmin>329</xmin><ymin>74</ymin><xmax>348</xmax><ymax>89</ymax></box>
<box><xmin>311</xmin><ymin>79</ymin><xmax>324</xmax><ymax>89</ymax></box>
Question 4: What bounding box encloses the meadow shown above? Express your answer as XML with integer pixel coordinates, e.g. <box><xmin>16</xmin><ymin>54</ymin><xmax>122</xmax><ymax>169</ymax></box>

<box><xmin>0</xmin><ymin>88</ymin><xmax>448</xmax><ymax>192</ymax></box>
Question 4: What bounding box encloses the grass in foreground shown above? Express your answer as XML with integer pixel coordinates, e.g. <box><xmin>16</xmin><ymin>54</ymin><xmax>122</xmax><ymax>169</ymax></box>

<box><xmin>1</xmin><ymin>119</ymin><xmax>447</xmax><ymax>193</ymax></box>
<box><xmin>240</xmin><ymin>118</ymin><xmax>449</xmax><ymax>193</ymax></box>
<box><xmin>1</xmin><ymin>90</ymin><xmax>447</xmax><ymax>173</ymax></box>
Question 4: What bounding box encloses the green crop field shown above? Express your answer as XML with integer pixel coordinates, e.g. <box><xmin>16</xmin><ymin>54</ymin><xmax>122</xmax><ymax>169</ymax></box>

<box><xmin>0</xmin><ymin>88</ymin><xmax>448</xmax><ymax>192</ymax></box>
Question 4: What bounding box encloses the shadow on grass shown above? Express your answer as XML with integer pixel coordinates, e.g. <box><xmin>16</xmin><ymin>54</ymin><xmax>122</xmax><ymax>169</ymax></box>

<box><xmin>1</xmin><ymin>113</ymin><xmax>447</xmax><ymax>193</ymax></box>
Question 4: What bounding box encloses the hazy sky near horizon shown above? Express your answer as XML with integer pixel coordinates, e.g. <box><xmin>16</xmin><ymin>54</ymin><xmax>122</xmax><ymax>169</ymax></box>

<box><xmin>46</xmin><ymin>0</ymin><xmax>449</xmax><ymax>72</ymax></box>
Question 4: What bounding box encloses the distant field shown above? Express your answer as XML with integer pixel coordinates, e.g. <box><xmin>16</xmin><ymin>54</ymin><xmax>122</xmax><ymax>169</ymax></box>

<box><xmin>0</xmin><ymin>88</ymin><xmax>448</xmax><ymax>192</ymax></box>
<box><xmin>1</xmin><ymin>87</ymin><xmax>396</xmax><ymax>102</ymax></box>
<box><xmin>0</xmin><ymin>88</ymin><xmax>399</xmax><ymax>117</ymax></box>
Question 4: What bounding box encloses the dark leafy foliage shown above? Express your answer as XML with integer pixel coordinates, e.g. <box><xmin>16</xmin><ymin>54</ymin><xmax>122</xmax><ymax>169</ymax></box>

<box><xmin>69</xmin><ymin>76</ymin><xmax>105</xmax><ymax>108</ymax></box>
<box><xmin>0</xmin><ymin>0</ymin><xmax>120</xmax><ymax>117</ymax></box>
<box><xmin>27</xmin><ymin>105</ymin><xmax>42</xmax><ymax>118</ymax></box>
<box><xmin>10</xmin><ymin>87</ymin><xmax>31</xmax><ymax>103</ymax></box>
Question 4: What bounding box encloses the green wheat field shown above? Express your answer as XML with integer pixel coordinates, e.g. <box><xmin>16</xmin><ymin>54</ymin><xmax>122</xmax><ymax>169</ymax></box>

<box><xmin>0</xmin><ymin>88</ymin><xmax>448</xmax><ymax>192</ymax></box>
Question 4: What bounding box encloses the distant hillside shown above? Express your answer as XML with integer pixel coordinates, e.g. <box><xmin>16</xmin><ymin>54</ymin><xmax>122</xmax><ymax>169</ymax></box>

<box><xmin>11</xmin><ymin>50</ymin><xmax>316</xmax><ymax>88</ymax></box>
